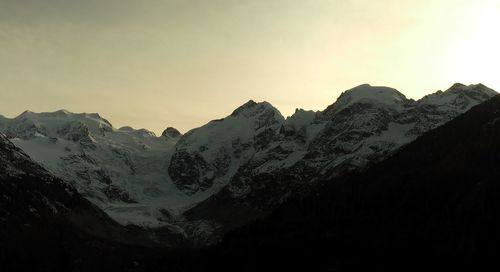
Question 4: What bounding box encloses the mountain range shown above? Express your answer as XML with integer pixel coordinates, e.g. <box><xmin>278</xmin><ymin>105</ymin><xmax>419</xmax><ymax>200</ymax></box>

<box><xmin>0</xmin><ymin>83</ymin><xmax>496</xmax><ymax>239</ymax></box>
<box><xmin>1</xmin><ymin>82</ymin><xmax>499</xmax><ymax>271</ymax></box>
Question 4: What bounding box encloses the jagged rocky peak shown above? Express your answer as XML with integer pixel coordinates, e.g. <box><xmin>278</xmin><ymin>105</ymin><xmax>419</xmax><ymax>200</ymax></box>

<box><xmin>232</xmin><ymin>100</ymin><xmax>285</xmax><ymax>132</ymax></box>
<box><xmin>176</xmin><ymin>100</ymin><xmax>285</xmax><ymax>149</ymax></box>
<box><xmin>162</xmin><ymin>127</ymin><xmax>182</xmax><ymax>139</ymax></box>
<box><xmin>290</xmin><ymin>108</ymin><xmax>318</xmax><ymax>119</ymax></box>
<box><xmin>283</xmin><ymin>108</ymin><xmax>318</xmax><ymax>131</ymax></box>
<box><xmin>231</xmin><ymin>100</ymin><xmax>284</xmax><ymax>120</ymax></box>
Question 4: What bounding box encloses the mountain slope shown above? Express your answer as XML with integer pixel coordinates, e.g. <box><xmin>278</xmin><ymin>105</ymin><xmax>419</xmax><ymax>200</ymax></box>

<box><xmin>176</xmin><ymin>93</ymin><xmax>500</xmax><ymax>271</ymax></box>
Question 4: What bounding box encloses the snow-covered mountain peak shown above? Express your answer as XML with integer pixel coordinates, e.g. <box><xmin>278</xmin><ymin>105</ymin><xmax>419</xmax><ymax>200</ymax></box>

<box><xmin>118</xmin><ymin>126</ymin><xmax>135</xmax><ymax>132</ymax></box>
<box><xmin>4</xmin><ymin>109</ymin><xmax>114</xmax><ymax>140</ymax></box>
<box><xmin>175</xmin><ymin>100</ymin><xmax>284</xmax><ymax>154</ymax></box>
<box><xmin>322</xmin><ymin>84</ymin><xmax>407</xmax><ymax>117</ymax></box>
<box><xmin>339</xmin><ymin>84</ymin><xmax>406</xmax><ymax>105</ymax></box>
<box><xmin>230</xmin><ymin>100</ymin><xmax>283</xmax><ymax>120</ymax></box>
<box><xmin>162</xmin><ymin>127</ymin><xmax>182</xmax><ymax>139</ymax></box>
<box><xmin>449</xmin><ymin>82</ymin><xmax>467</xmax><ymax>89</ymax></box>
<box><xmin>169</xmin><ymin>100</ymin><xmax>285</xmax><ymax>195</ymax></box>
<box><xmin>418</xmin><ymin>83</ymin><xmax>497</xmax><ymax>108</ymax></box>
<box><xmin>448</xmin><ymin>83</ymin><xmax>497</xmax><ymax>96</ymax></box>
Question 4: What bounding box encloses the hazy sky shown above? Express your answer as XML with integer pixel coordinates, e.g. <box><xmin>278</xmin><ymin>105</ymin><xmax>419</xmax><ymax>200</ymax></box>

<box><xmin>1</xmin><ymin>0</ymin><xmax>499</xmax><ymax>134</ymax></box>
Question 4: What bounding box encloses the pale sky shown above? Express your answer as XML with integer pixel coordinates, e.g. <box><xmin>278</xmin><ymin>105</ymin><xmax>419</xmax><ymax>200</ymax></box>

<box><xmin>1</xmin><ymin>0</ymin><xmax>499</xmax><ymax>134</ymax></box>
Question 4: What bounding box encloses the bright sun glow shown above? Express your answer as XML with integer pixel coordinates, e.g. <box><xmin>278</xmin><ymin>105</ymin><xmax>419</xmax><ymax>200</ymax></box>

<box><xmin>446</xmin><ymin>2</ymin><xmax>500</xmax><ymax>88</ymax></box>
